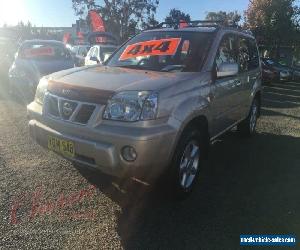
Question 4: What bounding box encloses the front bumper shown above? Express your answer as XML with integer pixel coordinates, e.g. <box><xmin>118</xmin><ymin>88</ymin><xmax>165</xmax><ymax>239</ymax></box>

<box><xmin>280</xmin><ymin>72</ymin><xmax>292</xmax><ymax>81</ymax></box>
<box><xmin>27</xmin><ymin>102</ymin><xmax>177</xmax><ymax>179</ymax></box>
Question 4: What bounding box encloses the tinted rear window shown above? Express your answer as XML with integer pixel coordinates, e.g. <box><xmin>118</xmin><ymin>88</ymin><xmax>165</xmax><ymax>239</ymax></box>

<box><xmin>19</xmin><ymin>43</ymin><xmax>70</xmax><ymax>60</ymax></box>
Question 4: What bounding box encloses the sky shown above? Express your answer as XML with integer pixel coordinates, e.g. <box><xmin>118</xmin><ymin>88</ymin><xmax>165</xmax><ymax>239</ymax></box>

<box><xmin>0</xmin><ymin>0</ymin><xmax>250</xmax><ymax>27</ymax></box>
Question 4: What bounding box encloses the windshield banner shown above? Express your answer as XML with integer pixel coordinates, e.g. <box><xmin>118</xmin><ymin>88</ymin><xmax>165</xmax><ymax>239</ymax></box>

<box><xmin>119</xmin><ymin>38</ymin><xmax>181</xmax><ymax>61</ymax></box>
<box><xmin>24</xmin><ymin>47</ymin><xmax>55</xmax><ymax>58</ymax></box>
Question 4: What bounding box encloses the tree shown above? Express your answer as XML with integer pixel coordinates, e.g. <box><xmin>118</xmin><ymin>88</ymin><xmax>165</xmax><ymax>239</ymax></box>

<box><xmin>141</xmin><ymin>14</ymin><xmax>159</xmax><ymax>30</ymax></box>
<box><xmin>164</xmin><ymin>9</ymin><xmax>191</xmax><ymax>24</ymax></box>
<box><xmin>205</xmin><ymin>11</ymin><xmax>241</xmax><ymax>25</ymax></box>
<box><xmin>72</xmin><ymin>0</ymin><xmax>159</xmax><ymax>41</ymax></box>
<box><xmin>15</xmin><ymin>21</ymin><xmax>34</xmax><ymax>40</ymax></box>
<box><xmin>245</xmin><ymin>0</ymin><xmax>300</xmax><ymax>49</ymax></box>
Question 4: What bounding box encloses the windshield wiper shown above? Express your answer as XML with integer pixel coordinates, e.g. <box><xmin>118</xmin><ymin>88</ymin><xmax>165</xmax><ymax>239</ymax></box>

<box><xmin>161</xmin><ymin>65</ymin><xmax>186</xmax><ymax>72</ymax></box>
<box><xmin>116</xmin><ymin>65</ymin><xmax>146</xmax><ymax>70</ymax></box>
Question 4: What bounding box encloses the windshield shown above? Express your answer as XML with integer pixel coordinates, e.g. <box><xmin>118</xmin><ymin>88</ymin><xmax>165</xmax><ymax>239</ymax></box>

<box><xmin>19</xmin><ymin>43</ymin><xmax>71</xmax><ymax>60</ymax></box>
<box><xmin>106</xmin><ymin>31</ymin><xmax>213</xmax><ymax>72</ymax></box>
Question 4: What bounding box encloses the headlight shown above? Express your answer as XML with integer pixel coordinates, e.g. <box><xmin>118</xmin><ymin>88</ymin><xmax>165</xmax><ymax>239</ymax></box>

<box><xmin>35</xmin><ymin>78</ymin><xmax>48</xmax><ymax>105</ymax></box>
<box><xmin>103</xmin><ymin>91</ymin><xmax>158</xmax><ymax>122</ymax></box>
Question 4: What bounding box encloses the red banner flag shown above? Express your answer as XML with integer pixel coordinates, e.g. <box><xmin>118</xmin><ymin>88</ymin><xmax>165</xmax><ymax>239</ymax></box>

<box><xmin>63</xmin><ymin>33</ymin><xmax>71</xmax><ymax>44</ymax></box>
<box><xmin>89</xmin><ymin>10</ymin><xmax>105</xmax><ymax>32</ymax></box>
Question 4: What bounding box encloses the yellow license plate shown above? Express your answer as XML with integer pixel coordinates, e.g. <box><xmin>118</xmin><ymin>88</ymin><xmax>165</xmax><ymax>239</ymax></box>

<box><xmin>48</xmin><ymin>136</ymin><xmax>75</xmax><ymax>158</ymax></box>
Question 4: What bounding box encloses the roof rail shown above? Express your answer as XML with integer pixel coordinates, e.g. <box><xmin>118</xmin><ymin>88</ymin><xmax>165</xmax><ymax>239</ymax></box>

<box><xmin>152</xmin><ymin>20</ymin><xmax>240</xmax><ymax>30</ymax></box>
<box><xmin>154</xmin><ymin>20</ymin><xmax>220</xmax><ymax>29</ymax></box>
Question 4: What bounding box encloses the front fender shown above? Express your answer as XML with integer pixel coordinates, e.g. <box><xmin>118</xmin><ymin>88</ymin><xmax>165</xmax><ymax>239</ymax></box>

<box><xmin>173</xmin><ymin>95</ymin><xmax>211</xmax><ymax>125</ymax></box>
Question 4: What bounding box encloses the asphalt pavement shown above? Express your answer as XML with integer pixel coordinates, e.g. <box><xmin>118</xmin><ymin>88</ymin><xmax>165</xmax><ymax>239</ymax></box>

<box><xmin>0</xmin><ymin>80</ymin><xmax>299</xmax><ymax>249</ymax></box>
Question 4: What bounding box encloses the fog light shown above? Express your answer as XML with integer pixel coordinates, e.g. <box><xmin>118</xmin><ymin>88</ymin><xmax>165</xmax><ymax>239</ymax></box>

<box><xmin>121</xmin><ymin>146</ymin><xmax>137</xmax><ymax>162</ymax></box>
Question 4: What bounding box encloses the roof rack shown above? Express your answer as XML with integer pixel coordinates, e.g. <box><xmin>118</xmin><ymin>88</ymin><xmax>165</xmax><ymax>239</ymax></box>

<box><xmin>152</xmin><ymin>19</ymin><xmax>240</xmax><ymax>30</ymax></box>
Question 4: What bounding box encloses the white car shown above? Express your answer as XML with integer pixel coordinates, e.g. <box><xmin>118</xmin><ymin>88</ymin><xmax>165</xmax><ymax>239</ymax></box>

<box><xmin>85</xmin><ymin>45</ymin><xmax>117</xmax><ymax>66</ymax></box>
<box><xmin>71</xmin><ymin>45</ymin><xmax>91</xmax><ymax>67</ymax></box>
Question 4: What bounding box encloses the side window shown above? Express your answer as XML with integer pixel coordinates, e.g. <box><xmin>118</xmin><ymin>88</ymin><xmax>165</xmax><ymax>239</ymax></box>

<box><xmin>87</xmin><ymin>47</ymin><xmax>94</xmax><ymax>57</ymax></box>
<box><xmin>78</xmin><ymin>47</ymin><xmax>84</xmax><ymax>56</ymax></box>
<box><xmin>216</xmin><ymin>34</ymin><xmax>238</xmax><ymax>70</ymax></box>
<box><xmin>248</xmin><ymin>39</ymin><xmax>259</xmax><ymax>70</ymax></box>
<box><xmin>239</xmin><ymin>37</ymin><xmax>250</xmax><ymax>72</ymax></box>
<box><xmin>82</xmin><ymin>47</ymin><xmax>88</xmax><ymax>56</ymax></box>
<box><xmin>93</xmin><ymin>47</ymin><xmax>99</xmax><ymax>58</ymax></box>
<box><xmin>72</xmin><ymin>46</ymin><xmax>78</xmax><ymax>54</ymax></box>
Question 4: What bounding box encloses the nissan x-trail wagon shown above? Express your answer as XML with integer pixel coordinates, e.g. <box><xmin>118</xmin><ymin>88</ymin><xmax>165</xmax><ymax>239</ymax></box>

<box><xmin>27</xmin><ymin>21</ymin><xmax>262</xmax><ymax>198</ymax></box>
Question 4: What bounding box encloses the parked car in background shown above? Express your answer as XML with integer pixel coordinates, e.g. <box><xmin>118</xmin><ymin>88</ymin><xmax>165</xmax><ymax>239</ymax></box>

<box><xmin>292</xmin><ymin>67</ymin><xmax>300</xmax><ymax>82</ymax></box>
<box><xmin>261</xmin><ymin>58</ymin><xmax>279</xmax><ymax>83</ymax></box>
<box><xmin>9</xmin><ymin>40</ymin><xmax>74</xmax><ymax>103</ymax></box>
<box><xmin>71</xmin><ymin>45</ymin><xmax>90</xmax><ymax>67</ymax></box>
<box><xmin>0</xmin><ymin>37</ymin><xmax>17</xmax><ymax>87</ymax></box>
<box><xmin>85</xmin><ymin>44</ymin><xmax>117</xmax><ymax>66</ymax></box>
<box><xmin>28</xmin><ymin>21</ymin><xmax>262</xmax><ymax>198</ymax></box>
<box><xmin>291</xmin><ymin>60</ymin><xmax>300</xmax><ymax>82</ymax></box>
<box><xmin>261</xmin><ymin>58</ymin><xmax>292</xmax><ymax>82</ymax></box>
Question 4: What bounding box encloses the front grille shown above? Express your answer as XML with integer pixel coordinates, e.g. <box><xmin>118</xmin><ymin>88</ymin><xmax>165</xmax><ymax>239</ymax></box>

<box><xmin>74</xmin><ymin>105</ymin><xmax>96</xmax><ymax>124</ymax></box>
<box><xmin>45</xmin><ymin>93</ymin><xmax>97</xmax><ymax>125</ymax></box>
<box><xmin>48</xmin><ymin>96</ymin><xmax>59</xmax><ymax>117</ymax></box>
<box><xmin>60</xmin><ymin>100</ymin><xmax>78</xmax><ymax>120</ymax></box>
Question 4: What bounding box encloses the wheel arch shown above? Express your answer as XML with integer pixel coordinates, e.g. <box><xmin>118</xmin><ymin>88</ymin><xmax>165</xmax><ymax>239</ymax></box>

<box><xmin>170</xmin><ymin>115</ymin><xmax>210</xmax><ymax>163</ymax></box>
<box><xmin>254</xmin><ymin>90</ymin><xmax>262</xmax><ymax>117</ymax></box>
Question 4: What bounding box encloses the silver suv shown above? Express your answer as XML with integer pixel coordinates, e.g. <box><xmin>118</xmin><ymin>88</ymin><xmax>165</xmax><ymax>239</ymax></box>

<box><xmin>27</xmin><ymin>21</ymin><xmax>262</xmax><ymax>197</ymax></box>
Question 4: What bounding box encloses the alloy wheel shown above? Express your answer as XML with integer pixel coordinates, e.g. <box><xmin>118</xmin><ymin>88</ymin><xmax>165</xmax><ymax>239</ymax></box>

<box><xmin>179</xmin><ymin>141</ymin><xmax>200</xmax><ymax>189</ymax></box>
<box><xmin>250</xmin><ymin>101</ymin><xmax>258</xmax><ymax>133</ymax></box>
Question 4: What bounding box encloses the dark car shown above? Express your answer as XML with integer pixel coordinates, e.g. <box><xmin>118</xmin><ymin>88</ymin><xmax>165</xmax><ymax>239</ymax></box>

<box><xmin>0</xmin><ymin>37</ymin><xmax>17</xmax><ymax>87</ymax></box>
<box><xmin>261</xmin><ymin>58</ymin><xmax>293</xmax><ymax>82</ymax></box>
<box><xmin>290</xmin><ymin>60</ymin><xmax>300</xmax><ymax>82</ymax></box>
<box><xmin>9</xmin><ymin>40</ymin><xmax>74</xmax><ymax>103</ymax></box>
<box><xmin>261</xmin><ymin>59</ymin><xmax>279</xmax><ymax>83</ymax></box>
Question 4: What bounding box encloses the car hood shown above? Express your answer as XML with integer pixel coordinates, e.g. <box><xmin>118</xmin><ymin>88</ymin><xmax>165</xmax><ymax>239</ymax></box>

<box><xmin>48</xmin><ymin>65</ymin><xmax>194</xmax><ymax>92</ymax></box>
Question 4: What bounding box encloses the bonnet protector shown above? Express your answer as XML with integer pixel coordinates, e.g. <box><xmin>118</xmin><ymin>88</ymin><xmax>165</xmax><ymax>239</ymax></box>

<box><xmin>48</xmin><ymin>81</ymin><xmax>115</xmax><ymax>105</ymax></box>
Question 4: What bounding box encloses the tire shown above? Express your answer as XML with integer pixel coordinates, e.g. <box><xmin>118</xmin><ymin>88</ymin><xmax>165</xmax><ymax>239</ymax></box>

<box><xmin>237</xmin><ymin>98</ymin><xmax>259</xmax><ymax>136</ymax></box>
<box><xmin>168</xmin><ymin>124</ymin><xmax>208</xmax><ymax>199</ymax></box>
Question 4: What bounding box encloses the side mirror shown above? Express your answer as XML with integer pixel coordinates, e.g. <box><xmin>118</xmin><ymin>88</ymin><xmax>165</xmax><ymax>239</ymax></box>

<box><xmin>217</xmin><ymin>62</ymin><xmax>239</xmax><ymax>78</ymax></box>
<box><xmin>90</xmin><ymin>56</ymin><xmax>99</xmax><ymax>63</ymax></box>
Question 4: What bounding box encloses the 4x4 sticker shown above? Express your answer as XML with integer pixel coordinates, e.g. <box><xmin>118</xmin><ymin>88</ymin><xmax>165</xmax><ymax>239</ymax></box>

<box><xmin>119</xmin><ymin>38</ymin><xmax>181</xmax><ymax>61</ymax></box>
